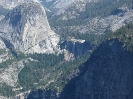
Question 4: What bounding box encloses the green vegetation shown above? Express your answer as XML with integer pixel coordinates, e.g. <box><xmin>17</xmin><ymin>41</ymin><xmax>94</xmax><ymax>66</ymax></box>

<box><xmin>3</xmin><ymin>22</ymin><xmax>133</xmax><ymax>96</ymax></box>
<box><xmin>2</xmin><ymin>0</ymin><xmax>133</xmax><ymax>96</ymax></box>
<box><xmin>2</xmin><ymin>22</ymin><xmax>133</xmax><ymax>96</ymax></box>
<box><xmin>0</xmin><ymin>49</ymin><xmax>6</xmax><ymax>54</ymax></box>
<box><xmin>59</xmin><ymin>31</ymin><xmax>104</xmax><ymax>45</ymax></box>
<box><xmin>0</xmin><ymin>59</ymin><xmax>15</xmax><ymax>68</ymax></box>
<box><xmin>0</xmin><ymin>83</ymin><xmax>15</xmax><ymax>97</ymax></box>
<box><xmin>45</xmin><ymin>53</ymin><xmax>90</xmax><ymax>91</ymax></box>
<box><xmin>47</xmin><ymin>0</ymin><xmax>133</xmax><ymax>48</ymax></box>
<box><xmin>18</xmin><ymin>53</ymin><xmax>64</xmax><ymax>90</ymax></box>
<box><xmin>0</xmin><ymin>51</ymin><xmax>26</xmax><ymax>68</ymax></box>
<box><xmin>106</xmin><ymin>23</ymin><xmax>133</xmax><ymax>51</ymax></box>
<box><xmin>49</xmin><ymin>0</ymin><xmax>133</xmax><ymax>27</ymax></box>
<box><xmin>0</xmin><ymin>50</ymin><xmax>14</xmax><ymax>68</ymax></box>
<box><xmin>18</xmin><ymin>52</ymin><xmax>90</xmax><ymax>92</ymax></box>
<box><xmin>79</xmin><ymin>0</ymin><xmax>133</xmax><ymax>19</ymax></box>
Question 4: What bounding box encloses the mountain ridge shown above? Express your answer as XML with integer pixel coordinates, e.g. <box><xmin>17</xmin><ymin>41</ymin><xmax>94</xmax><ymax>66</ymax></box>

<box><xmin>0</xmin><ymin>0</ymin><xmax>133</xmax><ymax>99</ymax></box>
<box><xmin>0</xmin><ymin>0</ymin><xmax>40</xmax><ymax>9</ymax></box>
<box><xmin>0</xmin><ymin>2</ymin><xmax>60</xmax><ymax>54</ymax></box>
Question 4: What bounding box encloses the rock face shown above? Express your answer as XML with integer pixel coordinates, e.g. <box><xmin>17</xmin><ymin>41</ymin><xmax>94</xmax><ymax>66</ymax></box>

<box><xmin>54</xmin><ymin>7</ymin><xmax>133</xmax><ymax>36</ymax></box>
<box><xmin>0</xmin><ymin>38</ymin><xmax>12</xmax><ymax>63</ymax></box>
<box><xmin>75</xmin><ymin>39</ymin><xmax>133</xmax><ymax>99</ymax></box>
<box><xmin>0</xmin><ymin>15</ymin><xmax>4</xmax><ymax>21</ymax></box>
<box><xmin>0</xmin><ymin>0</ymin><xmax>40</xmax><ymax>9</ymax></box>
<box><xmin>46</xmin><ymin>0</ymin><xmax>133</xmax><ymax>38</ymax></box>
<box><xmin>60</xmin><ymin>38</ymin><xmax>93</xmax><ymax>61</ymax></box>
<box><xmin>0</xmin><ymin>59</ymin><xmax>28</xmax><ymax>87</ymax></box>
<box><xmin>42</xmin><ymin>0</ymin><xmax>91</xmax><ymax>9</ymax></box>
<box><xmin>42</xmin><ymin>0</ymin><xmax>99</xmax><ymax>15</ymax></box>
<box><xmin>0</xmin><ymin>2</ymin><xmax>60</xmax><ymax>54</ymax></box>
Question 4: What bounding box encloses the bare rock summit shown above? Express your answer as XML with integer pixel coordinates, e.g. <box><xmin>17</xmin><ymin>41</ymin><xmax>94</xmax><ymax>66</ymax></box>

<box><xmin>0</xmin><ymin>2</ymin><xmax>60</xmax><ymax>54</ymax></box>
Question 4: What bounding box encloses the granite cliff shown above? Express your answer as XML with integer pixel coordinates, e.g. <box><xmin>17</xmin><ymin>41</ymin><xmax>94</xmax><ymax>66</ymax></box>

<box><xmin>0</xmin><ymin>0</ymin><xmax>40</xmax><ymax>9</ymax></box>
<box><xmin>60</xmin><ymin>38</ymin><xmax>93</xmax><ymax>61</ymax></box>
<box><xmin>0</xmin><ymin>2</ymin><xmax>60</xmax><ymax>54</ymax></box>
<box><xmin>0</xmin><ymin>0</ymin><xmax>133</xmax><ymax>99</ymax></box>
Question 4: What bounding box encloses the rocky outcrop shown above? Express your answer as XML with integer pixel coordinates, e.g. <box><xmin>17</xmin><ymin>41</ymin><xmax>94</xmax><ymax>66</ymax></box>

<box><xmin>42</xmin><ymin>0</ymin><xmax>99</xmax><ymax>16</ymax></box>
<box><xmin>60</xmin><ymin>38</ymin><xmax>93</xmax><ymax>61</ymax></box>
<box><xmin>0</xmin><ymin>15</ymin><xmax>4</xmax><ymax>21</ymax></box>
<box><xmin>42</xmin><ymin>0</ymin><xmax>99</xmax><ymax>11</ymax></box>
<box><xmin>0</xmin><ymin>59</ymin><xmax>28</xmax><ymax>87</ymax></box>
<box><xmin>47</xmin><ymin>0</ymin><xmax>133</xmax><ymax>38</ymax></box>
<box><xmin>0</xmin><ymin>0</ymin><xmax>40</xmax><ymax>9</ymax></box>
<box><xmin>0</xmin><ymin>2</ymin><xmax>60</xmax><ymax>54</ymax></box>
<box><xmin>75</xmin><ymin>39</ymin><xmax>133</xmax><ymax>99</ymax></box>
<box><xmin>0</xmin><ymin>38</ymin><xmax>12</xmax><ymax>63</ymax></box>
<box><xmin>55</xmin><ymin>7</ymin><xmax>133</xmax><ymax>35</ymax></box>
<box><xmin>0</xmin><ymin>96</ymin><xmax>9</xmax><ymax>99</ymax></box>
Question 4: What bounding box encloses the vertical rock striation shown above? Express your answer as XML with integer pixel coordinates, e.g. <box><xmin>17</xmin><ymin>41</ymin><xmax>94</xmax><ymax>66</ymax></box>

<box><xmin>0</xmin><ymin>2</ymin><xmax>60</xmax><ymax>54</ymax></box>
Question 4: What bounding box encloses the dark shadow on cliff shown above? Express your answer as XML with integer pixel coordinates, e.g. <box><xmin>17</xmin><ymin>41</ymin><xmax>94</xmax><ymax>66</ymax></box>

<box><xmin>26</xmin><ymin>58</ymin><xmax>89</xmax><ymax>99</ymax></box>
<box><xmin>58</xmin><ymin>61</ymin><xmax>89</xmax><ymax>99</ymax></box>
<box><xmin>60</xmin><ymin>40</ymin><xmax>94</xmax><ymax>58</ymax></box>
<box><xmin>27</xmin><ymin>39</ymin><xmax>133</xmax><ymax>99</ymax></box>
<box><xmin>2</xmin><ymin>38</ymin><xmax>17</xmax><ymax>56</ymax></box>
<box><xmin>75</xmin><ymin>39</ymin><xmax>133</xmax><ymax>99</ymax></box>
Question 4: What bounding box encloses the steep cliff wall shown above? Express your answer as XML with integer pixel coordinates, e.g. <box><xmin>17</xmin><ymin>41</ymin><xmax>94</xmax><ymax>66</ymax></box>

<box><xmin>60</xmin><ymin>38</ymin><xmax>93</xmax><ymax>61</ymax></box>
<box><xmin>76</xmin><ymin>39</ymin><xmax>133</xmax><ymax>99</ymax></box>
<box><xmin>0</xmin><ymin>2</ymin><xmax>60</xmax><ymax>54</ymax></box>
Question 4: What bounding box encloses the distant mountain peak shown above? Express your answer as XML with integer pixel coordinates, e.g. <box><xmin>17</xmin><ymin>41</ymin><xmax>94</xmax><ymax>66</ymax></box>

<box><xmin>0</xmin><ymin>2</ymin><xmax>60</xmax><ymax>54</ymax></box>
<box><xmin>0</xmin><ymin>0</ymin><xmax>40</xmax><ymax>9</ymax></box>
